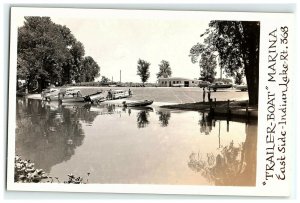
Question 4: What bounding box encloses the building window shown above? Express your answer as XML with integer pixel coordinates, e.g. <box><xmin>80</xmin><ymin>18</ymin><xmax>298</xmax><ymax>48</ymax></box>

<box><xmin>173</xmin><ymin>81</ymin><xmax>175</xmax><ymax>84</ymax></box>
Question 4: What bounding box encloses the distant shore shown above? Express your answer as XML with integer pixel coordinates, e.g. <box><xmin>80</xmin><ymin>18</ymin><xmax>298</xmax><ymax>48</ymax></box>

<box><xmin>21</xmin><ymin>86</ymin><xmax>255</xmax><ymax>118</ymax></box>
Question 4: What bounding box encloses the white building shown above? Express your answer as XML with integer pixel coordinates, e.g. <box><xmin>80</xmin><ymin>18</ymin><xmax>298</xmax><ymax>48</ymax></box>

<box><xmin>157</xmin><ymin>77</ymin><xmax>203</xmax><ymax>87</ymax></box>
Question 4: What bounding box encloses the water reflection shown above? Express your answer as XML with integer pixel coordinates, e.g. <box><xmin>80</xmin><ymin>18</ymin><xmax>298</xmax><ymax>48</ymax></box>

<box><xmin>15</xmin><ymin>98</ymin><xmax>98</xmax><ymax>172</ymax></box>
<box><xmin>136</xmin><ymin>110</ymin><xmax>150</xmax><ymax>128</ymax></box>
<box><xmin>188</xmin><ymin>122</ymin><xmax>257</xmax><ymax>186</ymax></box>
<box><xmin>15</xmin><ymin>98</ymin><xmax>257</xmax><ymax>186</ymax></box>
<box><xmin>198</xmin><ymin>112</ymin><xmax>215</xmax><ymax>135</ymax></box>
<box><xmin>157</xmin><ymin>110</ymin><xmax>171</xmax><ymax>127</ymax></box>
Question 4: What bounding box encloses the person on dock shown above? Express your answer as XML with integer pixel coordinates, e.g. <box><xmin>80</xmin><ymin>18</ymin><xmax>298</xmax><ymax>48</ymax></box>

<box><xmin>128</xmin><ymin>89</ymin><xmax>132</xmax><ymax>97</ymax></box>
<box><xmin>108</xmin><ymin>89</ymin><xmax>112</xmax><ymax>100</ymax></box>
<box><xmin>202</xmin><ymin>87</ymin><xmax>206</xmax><ymax>102</ymax></box>
<box><xmin>208</xmin><ymin>87</ymin><xmax>211</xmax><ymax>102</ymax></box>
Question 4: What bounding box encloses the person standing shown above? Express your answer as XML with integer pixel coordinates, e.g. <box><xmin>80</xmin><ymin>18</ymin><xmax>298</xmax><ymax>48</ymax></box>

<box><xmin>203</xmin><ymin>87</ymin><xmax>206</xmax><ymax>102</ymax></box>
<box><xmin>208</xmin><ymin>87</ymin><xmax>211</xmax><ymax>102</ymax></box>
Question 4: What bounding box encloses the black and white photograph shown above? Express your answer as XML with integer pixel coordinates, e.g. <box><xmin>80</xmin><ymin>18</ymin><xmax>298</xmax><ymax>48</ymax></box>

<box><xmin>6</xmin><ymin>7</ymin><xmax>294</xmax><ymax>196</ymax></box>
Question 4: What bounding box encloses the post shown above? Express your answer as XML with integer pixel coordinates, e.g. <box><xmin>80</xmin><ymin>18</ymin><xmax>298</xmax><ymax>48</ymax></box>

<box><xmin>227</xmin><ymin>99</ymin><xmax>231</xmax><ymax>118</ymax></box>
<box><xmin>120</xmin><ymin>70</ymin><xmax>121</xmax><ymax>83</ymax></box>
<box><xmin>227</xmin><ymin>119</ymin><xmax>229</xmax><ymax>132</ymax></box>
<box><xmin>246</xmin><ymin>101</ymin><xmax>249</xmax><ymax>121</ymax></box>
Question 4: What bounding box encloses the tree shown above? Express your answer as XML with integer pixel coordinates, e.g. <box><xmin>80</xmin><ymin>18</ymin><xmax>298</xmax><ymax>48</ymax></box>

<box><xmin>156</xmin><ymin>60</ymin><xmax>172</xmax><ymax>79</ymax></box>
<box><xmin>18</xmin><ymin>17</ymin><xmax>74</xmax><ymax>91</ymax></box>
<box><xmin>100</xmin><ymin>76</ymin><xmax>109</xmax><ymax>84</ymax></box>
<box><xmin>17</xmin><ymin>17</ymin><xmax>100</xmax><ymax>91</ymax></box>
<box><xmin>190</xmin><ymin>43</ymin><xmax>217</xmax><ymax>83</ymax></box>
<box><xmin>62</xmin><ymin>41</ymin><xmax>85</xmax><ymax>84</ymax></box>
<box><xmin>189</xmin><ymin>21</ymin><xmax>260</xmax><ymax>105</ymax></box>
<box><xmin>80</xmin><ymin>56</ymin><xmax>100</xmax><ymax>82</ymax></box>
<box><xmin>137</xmin><ymin>59</ymin><xmax>150</xmax><ymax>86</ymax></box>
<box><xmin>199</xmin><ymin>51</ymin><xmax>217</xmax><ymax>83</ymax></box>
<box><xmin>235</xmin><ymin>72</ymin><xmax>244</xmax><ymax>85</ymax></box>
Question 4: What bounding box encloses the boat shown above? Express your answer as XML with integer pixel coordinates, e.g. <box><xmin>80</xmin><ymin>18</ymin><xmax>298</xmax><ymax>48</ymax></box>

<box><xmin>123</xmin><ymin>100</ymin><xmax>153</xmax><ymax>107</ymax></box>
<box><xmin>59</xmin><ymin>90</ymin><xmax>85</xmax><ymax>103</ymax></box>
<box><xmin>209</xmin><ymin>82</ymin><xmax>233</xmax><ymax>92</ymax></box>
<box><xmin>84</xmin><ymin>91</ymin><xmax>107</xmax><ymax>103</ymax></box>
<box><xmin>42</xmin><ymin>88</ymin><xmax>61</xmax><ymax>101</ymax></box>
<box><xmin>60</xmin><ymin>97</ymin><xmax>85</xmax><ymax>103</ymax></box>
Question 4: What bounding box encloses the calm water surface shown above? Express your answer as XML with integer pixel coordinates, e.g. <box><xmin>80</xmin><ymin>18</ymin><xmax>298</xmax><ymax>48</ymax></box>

<box><xmin>15</xmin><ymin>98</ymin><xmax>257</xmax><ymax>186</ymax></box>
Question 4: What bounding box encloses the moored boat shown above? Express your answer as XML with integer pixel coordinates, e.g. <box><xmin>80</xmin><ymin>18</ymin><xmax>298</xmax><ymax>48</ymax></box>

<box><xmin>42</xmin><ymin>88</ymin><xmax>61</xmax><ymax>101</ymax></box>
<box><xmin>123</xmin><ymin>100</ymin><xmax>153</xmax><ymax>107</ymax></box>
<box><xmin>84</xmin><ymin>91</ymin><xmax>107</xmax><ymax>103</ymax></box>
<box><xmin>59</xmin><ymin>90</ymin><xmax>84</xmax><ymax>103</ymax></box>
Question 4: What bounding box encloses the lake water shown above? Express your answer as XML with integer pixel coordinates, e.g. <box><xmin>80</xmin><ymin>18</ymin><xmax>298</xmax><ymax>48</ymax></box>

<box><xmin>15</xmin><ymin>98</ymin><xmax>257</xmax><ymax>186</ymax></box>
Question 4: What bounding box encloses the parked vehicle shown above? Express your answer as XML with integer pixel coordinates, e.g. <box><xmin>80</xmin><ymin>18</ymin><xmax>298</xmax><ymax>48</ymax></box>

<box><xmin>209</xmin><ymin>82</ymin><xmax>233</xmax><ymax>92</ymax></box>
<box><xmin>198</xmin><ymin>81</ymin><xmax>211</xmax><ymax>88</ymax></box>
<box><xmin>172</xmin><ymin>83</ymin><xmax>184</xmax><ymax>87</ymax></box>
<box><xmin>109</xmin><ymin>90</ymin><xmax>130</xmax><ymax>100</ymax></box>
<box><xmin>235</xmin><ymin>84</ymin><xmax>248</xmax><ymax>91</ymax></box>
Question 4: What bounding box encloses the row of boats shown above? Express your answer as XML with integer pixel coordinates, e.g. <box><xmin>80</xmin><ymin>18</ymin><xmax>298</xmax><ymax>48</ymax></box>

<box><xmin>41</xmin><ymin>88</ymin><xmax>154</xmax><ymax>107</ymax></box>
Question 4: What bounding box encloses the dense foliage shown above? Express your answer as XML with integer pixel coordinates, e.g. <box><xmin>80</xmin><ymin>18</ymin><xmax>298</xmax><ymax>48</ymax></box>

<box><xmin>17</xmin><ymin>17</ymin><xmax>100</xmax><ymax>92</ymax></box>
<box><xmin>189</xmin><ymin>21</ymin><xmax>260</xmax><ymax>105</ymax></box>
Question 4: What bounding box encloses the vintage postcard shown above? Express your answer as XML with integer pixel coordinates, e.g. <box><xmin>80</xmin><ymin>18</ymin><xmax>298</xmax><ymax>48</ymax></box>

<box><xmin>7</xmin><ymin>7</ymin><xmax>294</xmax><ymax>196</ymax></box>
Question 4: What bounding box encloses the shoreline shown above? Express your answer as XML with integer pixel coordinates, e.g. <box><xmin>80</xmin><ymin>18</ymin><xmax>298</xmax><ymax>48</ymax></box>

<box><xmin>161</xmin><ymin>100</ymin><xmax>258</xmax><ymax>119</ymax></box>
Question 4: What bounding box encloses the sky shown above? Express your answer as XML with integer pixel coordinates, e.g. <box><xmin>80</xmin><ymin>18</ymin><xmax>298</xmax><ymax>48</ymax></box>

<box><xmin>17</xmin><ymin>10</ymin><xmax>213</xmax><ymax>83</ymax></box>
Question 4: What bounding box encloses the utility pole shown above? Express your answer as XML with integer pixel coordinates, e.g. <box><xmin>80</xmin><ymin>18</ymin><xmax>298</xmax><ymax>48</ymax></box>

<box><xmin>220</xmin><ymin>67</ymin><xmax>223</xmax><ymax>79</ymax></box>
<box><xmin>120</xmin><ymin>70</ymin><xmax>121</xmax><ymax>83</ymax></box>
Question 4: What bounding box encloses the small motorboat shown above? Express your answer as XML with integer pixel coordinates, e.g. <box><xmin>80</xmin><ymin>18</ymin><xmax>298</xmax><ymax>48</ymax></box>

<box><xmin>59</xmin><ymin>90</ymin><xmax>85</xmax><ymax>103</ymax></box>
<box><xmin>123</xmin><ymin>100</ymin><xmax>153</xmax><ymax>107</ymax></box>
<box><xmin>60</xmin><ymin>97</ymin><xmax>85</xmax><ymax>103</ymax></box>
<box><xmin>84</xmin><ymin>91</ymin><xmax>107</xmax><ymax>103</ymax></box>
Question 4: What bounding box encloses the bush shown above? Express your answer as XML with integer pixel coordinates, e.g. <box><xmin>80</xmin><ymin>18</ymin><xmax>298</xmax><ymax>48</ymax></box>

<box><xmin>15</xmin><ymin>155</ymin><xmax>90</xmax><ymax>184</ymax></box>
<box><xmin>14</xmin><ymin>155</ymin><xmax>48</xmax><ymax>183</ymax></box>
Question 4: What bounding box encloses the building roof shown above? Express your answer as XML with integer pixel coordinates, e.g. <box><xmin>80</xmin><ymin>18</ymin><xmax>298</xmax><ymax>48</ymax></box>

<box><xmin>158</xmin><ymin>77</ymin><xmax>192</xmax><ymax>81</ymax></box>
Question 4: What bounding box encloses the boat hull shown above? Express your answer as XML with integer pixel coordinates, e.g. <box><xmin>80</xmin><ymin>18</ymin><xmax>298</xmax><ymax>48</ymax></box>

<box><xmin>125</xmin><ymin>100</ymin><xmax>153</xmax><ymax>107</ymax></box>
<box><xmin>60</xmin><ymin>97</ymin><xmax>85</xmax><ymax>103</ymax></box>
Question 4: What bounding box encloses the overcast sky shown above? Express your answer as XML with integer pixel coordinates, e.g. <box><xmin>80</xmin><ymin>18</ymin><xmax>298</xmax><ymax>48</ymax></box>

<box><xmin>17</xmin><ymin>11</ymin><xmax>213</xmax><ymax>83</ymax></box>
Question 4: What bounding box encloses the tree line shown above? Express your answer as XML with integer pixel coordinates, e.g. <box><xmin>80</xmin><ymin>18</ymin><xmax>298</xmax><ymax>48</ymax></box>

<box><xmin>17</xmin><ymin>17</ymin><xmax>100</xmax><ymax>92</ymax></box>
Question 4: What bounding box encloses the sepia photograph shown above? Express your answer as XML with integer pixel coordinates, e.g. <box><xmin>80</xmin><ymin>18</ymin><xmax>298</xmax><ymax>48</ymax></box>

<box><xmin>7</xmin><ymin>7</ymin><xmax>294</xmax><ymax>196</ymax></box>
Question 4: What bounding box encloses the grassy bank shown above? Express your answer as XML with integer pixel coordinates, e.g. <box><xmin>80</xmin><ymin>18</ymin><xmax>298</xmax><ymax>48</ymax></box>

<box><xmin>161</xmin><ymin>100</ymin><xmax>258</xmax><ymax>119</ymax></box>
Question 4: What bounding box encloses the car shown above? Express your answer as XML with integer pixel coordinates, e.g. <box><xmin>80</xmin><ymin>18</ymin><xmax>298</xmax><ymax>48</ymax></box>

<box><xmin>209</xmin><ymin>82</ymin><xmax>233</xmax><ymax>92</ymax></box>
<box><xmin>235</xmin><ymin>84</ymin><xmax>248</xmax><ymax>91</ymax></box>
<box><xmin>198</xmin><ymin>81</ymin><xmax>211</xmax><ymax>88</ymax></box>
